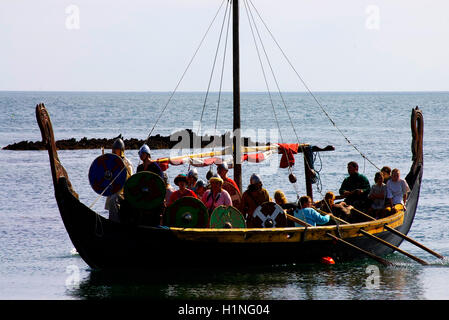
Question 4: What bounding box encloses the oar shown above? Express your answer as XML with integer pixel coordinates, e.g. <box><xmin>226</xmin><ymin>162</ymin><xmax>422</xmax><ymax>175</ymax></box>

<box><xmin>315</xmin><ymin>208</ymin><xmax>349</xmax><ymax>225</ymax></box>
<box><xmin>317</xmin><ymin>208</ymin><xmax>429</xmax><ymax>265</ymax></box>
<box><xmin>383</xmin><ymin>225</ymin><xmax>444</xmax><ymax>260</ymax></box>
<box><xmin>358</xmin><ymin>229</ymin><xmax>428</xmax><ymax>265</ymax></box>
<box><xmin>350</xmin><ymin>207</ymin><xmax>376</xmax><ymax>221</ymax></box>
<box><xmin>286</xmin><ymin>210</ymin><xmax>393</xmax><ymax>266</ymax></box>
<box><xmin>350</xmin><ymin>207</ymin><xmax>445</xmax><ymax>260</ymax></box>
<box><xmin>155</xmin><ymin>148</ymin><xmax>229</xmax><ymax>163</ymax></box>
<box><xmin>285</xmin><ymin>213</ymin><xmax>312</xmax><ymax>227</ymax></box>
<box><xmin>325</xmin><ymin>232</ymin><xmax>393</xmax><ymax>266</ymax></box>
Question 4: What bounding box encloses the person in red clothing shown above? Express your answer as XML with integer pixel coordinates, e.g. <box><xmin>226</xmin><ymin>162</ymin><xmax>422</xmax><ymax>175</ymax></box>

<box><xmin>167</xmin><ymin>174</ymin><xmax>198</xmax><ymax>206</ymax></box>
<box><xmin>217</xmin><ymin>162</ymin><xmax>239</xmax><ymax>193</ymax></box>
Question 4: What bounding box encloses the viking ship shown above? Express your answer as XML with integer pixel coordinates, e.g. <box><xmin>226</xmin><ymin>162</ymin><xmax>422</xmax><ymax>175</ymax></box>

<box><xmin>36</xmin><ymin>0</ymin><xmax>434</xmax><ymax>270</ymax></box>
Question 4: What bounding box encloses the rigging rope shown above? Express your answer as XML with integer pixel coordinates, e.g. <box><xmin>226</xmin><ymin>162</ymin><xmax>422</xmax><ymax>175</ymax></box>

<box><xmin>197</xmin><ymin>1</ymin><xmax>231</xmax><ymax>136</ymax></box>
<box><xmin>244</xmin><ymin>0</ymin><xmax>306</xmax><ymax>199</ymax></box>
<box><xmin>145</xmin><ymin>0</ymin><xmax>226</xmax><ymax>143</ymax></box>
<box><xmin>212</xmin><ymin>1</ymin><xmax>232</xmax><ymax>154</ymax></box>
<box><xmin>247</xmin><ymin>0</ymin><xmax>380</xmax><ymax>172</ymax></box>
<box><xmin>243</xmin><ymin>0</ymin><xmax>289</xmax><ymax>148</ymax></box>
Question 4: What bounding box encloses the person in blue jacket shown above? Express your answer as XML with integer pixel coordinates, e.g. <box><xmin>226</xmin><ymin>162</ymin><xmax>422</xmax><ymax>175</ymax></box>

<box><xmin>293</xmin><ymin>195</ymin><xmax>331</xmax><ymax>227</ymax></box>
<box><xmin>136</xmin><ymin>144</ymin><xmax>163</xmax><ymax>179</ymax></box>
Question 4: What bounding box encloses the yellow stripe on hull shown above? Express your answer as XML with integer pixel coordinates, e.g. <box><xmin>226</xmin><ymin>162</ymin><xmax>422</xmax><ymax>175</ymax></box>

<box><xmin>169</xmin><ymin>206</ymin><xmax>405</xmax><ymax>243</ymax></box>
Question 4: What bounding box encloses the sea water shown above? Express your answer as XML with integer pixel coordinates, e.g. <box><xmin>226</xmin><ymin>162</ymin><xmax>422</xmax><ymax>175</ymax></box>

<box><xmin>1</xmin><ymin>91</ymin><xmax>449</xmax><ymax>300</ymax></box>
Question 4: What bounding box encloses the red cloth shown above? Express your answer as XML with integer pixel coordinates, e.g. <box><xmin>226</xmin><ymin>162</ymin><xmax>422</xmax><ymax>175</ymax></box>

<box><xmin>242</xmin><ymin>152</ymin><xmax>265</xmax><ymax>163</ymax></box>
<box><xmin>278</xmin><ymin>143</ymin><xmax>299</xmax><ymax>168</ymax></box>
<box><xmin>167</xmin><ymin>189</ymin><xmax>198</xmax><ymax>206</ymax></box>
<box><xmin>223</xmin><ymin>177</ymin><xmax>240</xmax><ymax>193</ymax></box>
<box><xmin>156</xmin><ymin>158</ymin><xmax>170</xmax><ymax>171</ymax></box>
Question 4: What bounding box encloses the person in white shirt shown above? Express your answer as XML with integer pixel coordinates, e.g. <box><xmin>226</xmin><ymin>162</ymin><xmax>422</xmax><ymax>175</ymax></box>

<box><xmin>386</xmin><ymin>168</ymin><xmax>410</xmax><ymax>208</ymax></box>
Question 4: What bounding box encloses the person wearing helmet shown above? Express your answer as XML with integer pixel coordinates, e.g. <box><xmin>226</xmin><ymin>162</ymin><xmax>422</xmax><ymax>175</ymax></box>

<box><xmin>136</xmin><ymin>144</ymin><xmax>163</xmax><ymax>179</ymax></box>
<box><xmin>201</xmin><ymin>174</ymin><xmax>232</xmax><ymax>214</ymax></box>
<box><xmin>217</xmin><ymin>162</ymin><xmax>239</xmax><ymax>193</ymax></box>
<box><xmin>167</xmin><ymin>173</ymin><xmax>198</xmax><ymax>207</ymax></box>
<box><xmin>186</xmin><ymin>168</ymin><xmax>199</xmax><ymax>191</ymax></box>
<box><xmin>241</xmin><ymin>173</ymin><xmax>271</xmax><ymax>221</ymax></box>
<box><xmin>194</xmin><ymin>179</ymin><xmax>207</xmax><ymax>198</ymax></box>
<box><xmin>105</xmin><ymin>138</ymin><xmax>133</xmax><ymax>222</ymax></box>
<box><xmin>111</xmin><ymin>138</ymin><xmax>133</xmax><ymax>177</ymax></box>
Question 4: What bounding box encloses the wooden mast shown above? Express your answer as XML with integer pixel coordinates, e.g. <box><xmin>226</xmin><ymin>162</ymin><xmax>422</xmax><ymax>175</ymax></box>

<box><xmin>232</xmin><ymin>0</ymin><xmax>242</xmax><ymax>191</ymax></box>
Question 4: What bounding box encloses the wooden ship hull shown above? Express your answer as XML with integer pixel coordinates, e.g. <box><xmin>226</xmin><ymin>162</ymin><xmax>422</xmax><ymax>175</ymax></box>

<box><xmin>36</xmin><ymin>103</ymin><xmax>424</xmax><ymax>270</ymax></box>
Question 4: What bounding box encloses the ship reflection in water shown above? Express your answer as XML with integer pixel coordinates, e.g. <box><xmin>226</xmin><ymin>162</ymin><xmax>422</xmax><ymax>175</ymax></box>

<box><xmin>68</xmin><ymin>257</ymin><xmax>428</xmax><ymax>300</ymax></box>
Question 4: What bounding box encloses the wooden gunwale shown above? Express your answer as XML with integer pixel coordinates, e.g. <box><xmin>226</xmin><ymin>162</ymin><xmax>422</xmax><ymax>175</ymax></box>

<box><xmin>168</xmin><ymin>207</ymin><xmax>405</xmax><ymax>243</ymax></box>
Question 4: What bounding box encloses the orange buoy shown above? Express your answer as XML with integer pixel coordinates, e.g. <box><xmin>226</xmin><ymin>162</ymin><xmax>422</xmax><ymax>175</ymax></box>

<box><xmin>321</xmin><ymin>256</ymin><xmax>335</xmax><ymax>265</ymax></box>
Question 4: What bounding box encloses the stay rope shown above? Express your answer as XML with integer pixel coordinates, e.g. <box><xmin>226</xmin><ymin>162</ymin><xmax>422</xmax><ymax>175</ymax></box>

<box><xmin>89</xmin><ymin>165</ymin><xmax>127</xmax><ymax>237</ymax></box>
<box><xmin>247</xmin><ymin>0</ymin><xmax>381</xmax><ymax>172</ymax></box>
<box><xmin>145</xmin><ymin>0</ymin><xmax>226</xmax><ymax>143</ymax></box>
<box><xmin>212</xmin><ymin>1</ymin><xmax>232</xmax><ymax>155</ymax></box>
<box><xmin>197</xmin><ymin>1</ymin><xmax>231</xmax><ymax>137</ymax></box>
<box><xmin>88</xmin><ymin>165</ymin><xmax>127</xmax><ymax>209</ymax></box>
<box><xmin>243</xmin><ymin>0</ymin><xmax>305</xmax><ymax>200</ymax></box>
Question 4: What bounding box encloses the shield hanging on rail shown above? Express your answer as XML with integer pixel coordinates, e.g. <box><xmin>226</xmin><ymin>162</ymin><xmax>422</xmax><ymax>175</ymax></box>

<box><xmin>88</xmin><ymin>153</ymin><xmax>127</xmax><ymax>197</ymax></box>
<box><xmin>222</xmin><ymin>181</ymin><xmax>242</xmax><ymax>211</ymax></box>
<box><xmin>165</xmin><ymin>196</ymin><xmax>209</xmax><ymax>228</ymax></box>
<box><xmin>250</xmin><ymin>202</ymin><xmax>287</xmax><ymax>228</ymax></box>
<box><xmin>124</xmin><ymin>171</ymin><xmax>166</xmax><ymax>210</ymax></box>
<box><xmin>209</xmin><ymin>205</ymin><xmax>246</xmax><ymax>229</ymax></box>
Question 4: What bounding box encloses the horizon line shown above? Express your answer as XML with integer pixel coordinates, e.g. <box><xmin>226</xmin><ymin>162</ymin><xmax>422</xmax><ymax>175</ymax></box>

<box><xmin>1</xmin><ymin>90</ymin><xmax>449</xmax><ymax>94</ymax></box>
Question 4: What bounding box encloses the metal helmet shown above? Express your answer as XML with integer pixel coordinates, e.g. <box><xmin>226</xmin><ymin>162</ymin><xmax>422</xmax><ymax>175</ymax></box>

<box><xmin>206</xmin><ymin>168</ymin><xmax>214</xmax><ymax>180</ymax></box>
<box><xmin>138</xmin><ymin>144</ymin><xmax>151</xmax><ymax>157</ymax></box>
<box><xmin>112</xmin><ymin>138</ymin><xmax>125</xmax><ymax>151</ymax></box>
<box><xmin>195</xmin><ymin>179</ymin><xmax>207</xmax><ymax>189</ymax></box>
<box><xmin>250</xmin><ymin>173</ymin><xmax>262</xmax><ymax>185</ymax></box>
<box><xmin>187</xmin><ymin>168</ymin><xmax>198</xmax><ymax>180</ymax></box>
<box><xmin>217</xmin><ymin>162</ymin><xmax>229</xmax><ymax>172</ymax></box>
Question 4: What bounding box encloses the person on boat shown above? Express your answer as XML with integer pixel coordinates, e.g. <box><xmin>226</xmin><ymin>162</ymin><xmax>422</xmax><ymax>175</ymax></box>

<box><xmin>368</xmin><ymin>172</ymin><xmax>387</xmax><ymax>218</ymax></box>
<box><xmin>201</xmin><ymin>174</ymin><xmax>232</xmax><ymax>214</ymax></box>
<box><xmin>386</xmin><ymin>168</ymin><xmax>410</xmax><ymax>209</ymax></box>
<box><xmin>167</xmin><ymin>173</ymin><xmax>198</xmax><ymax>206</ymax></box>
<box><xmin>217</xmin><ymin>162</ymin><xmax>240</xmax><ymax>193</ymax></box>
<box><xmin>194</xmin><ymin>179</ymin><xmax>207</xmax><ymax>198</ymax></box>
<box><xmin>381</xmin><ymin>166</ymin><xmax>392</xmax><ymax>184</ymax></box>
<box><xmin>273</xmin><ymin>190</ymin><xmax>296</xmax><ymax>210</ymax></box>
<box><xmin>274</xmin><ymin>190</ymin><xmax>288</xmax><ymax>207</ymax></box>
<box><xmin>111</xmin><ymin>137</ymin><xmax>133</xmax><ymax>177</ymax></box>
<box><xmin>274</xmin><ymin>189</ymin><xmax>298</xmax><ymax>227</ymax></box>
<box><xmin>186</xmin><ymin>168</ymin><xmax>199</xmax><ymax>191</ymax></box>
<box><xmin>136</xmin><ymin>144</ymin><xmax>164</xmax><ymax>179</ymax></box>
<box><xmin>241</xmin><ymin>174</ymin><xmax>271</xmax><ymax>220</ymax></box>
<box><xmin>316</xmin><ymin>191</ymin><xmax>352</xmax><ymax>219</ymax></box>
<box><xmin>293</xmin><ymin>195</ymin><xmax>331</xmax><ymax>227</ymax></box>
<box><xmin>104</xmin><ymin>138</ymin><xmax>133</xmax><ymax>222</ymax></box>
<box><xmin>339</xmin><ymin>161</ymin><xmax>371</xmax><ymax>210</ymax></box>
<box><xmin>163</xmin><ymin>172</ymin><xmax>175</xmax><ymax>206</ymax></box>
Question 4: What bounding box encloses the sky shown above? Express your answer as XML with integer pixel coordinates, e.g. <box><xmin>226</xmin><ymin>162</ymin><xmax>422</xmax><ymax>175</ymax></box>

<box><xmin>1</xmin><ymin>0</ymin><xmax>449</xmax><ymax>92</ymax></box>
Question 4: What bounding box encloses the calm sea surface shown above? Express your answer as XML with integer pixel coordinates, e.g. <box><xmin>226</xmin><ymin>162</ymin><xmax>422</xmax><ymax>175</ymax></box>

<box><xmin>1</xmin><ymin>91</ymin><xmax>449</xmax><ymax>300</ymax></box>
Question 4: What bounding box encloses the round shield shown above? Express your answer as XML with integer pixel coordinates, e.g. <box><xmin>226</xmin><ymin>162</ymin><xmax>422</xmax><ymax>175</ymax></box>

<box><xmin>209</xmin><ymin>205</ymin><xmax>246</xmax><ymax>229</ymax></box>
<box><xmin>165</xmin><ymin>196</ymin><xmax>209</xmax><ymax>228</ymax></box>
<box><xmin>124</xmin><ymin>171</ymin><xmax>166</xmax><ymax>210</ymax></box>
<box><xmin>222</xmin><ymin>181</ymin><xmax>242</xmax><ymax>210</ymax></box>
<box><xmin>251</xmin><ymin>202</ymin><xmax>288</xmax><ymax>228</ymax></box>
<box><xmin>88</xmin><ymin>153</ymin><xmax>127</xmax><ymax>197</ymax></box>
